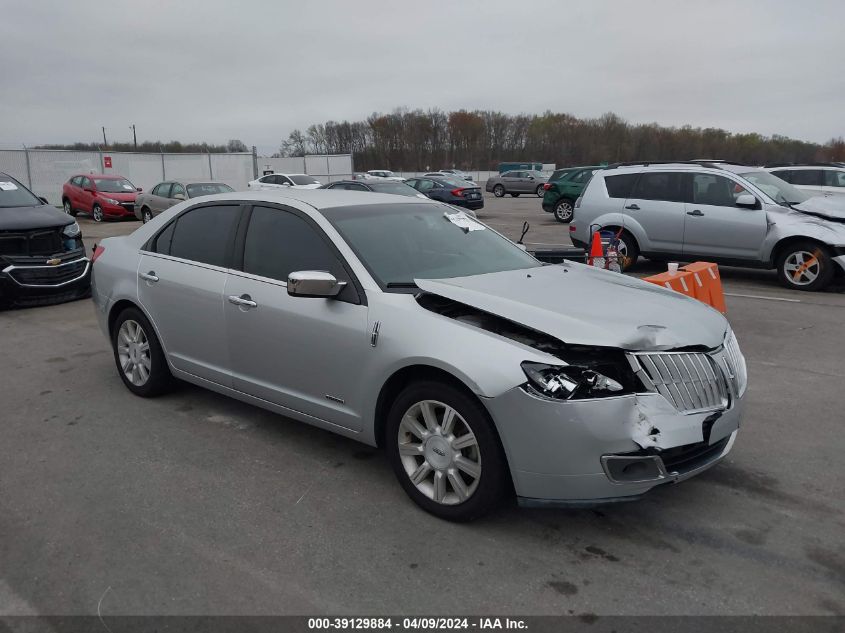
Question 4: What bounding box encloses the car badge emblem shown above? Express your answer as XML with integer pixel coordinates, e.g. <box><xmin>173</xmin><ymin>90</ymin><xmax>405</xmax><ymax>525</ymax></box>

<box><xmin>46</xmin><ymin>258</ymin><xmax>61</xmax><ymax>266</ymax></box>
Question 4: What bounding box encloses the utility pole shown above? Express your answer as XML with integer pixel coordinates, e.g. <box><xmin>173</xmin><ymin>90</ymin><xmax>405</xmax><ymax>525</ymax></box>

<box><xmin>102</xmin><ymin>126</ymin><xmax>108</xmax><ymax>148</ymax></box>
<box><xmin>131</xmin><ymin>124</ymin><xmax>137</xmax><ymax>150</ymax></box>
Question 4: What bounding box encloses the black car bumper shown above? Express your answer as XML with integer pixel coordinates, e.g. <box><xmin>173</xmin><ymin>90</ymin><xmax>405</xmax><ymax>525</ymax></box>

<box><xmin>453</xmin><ymin>198</ymin><xmax>484</xmax><ymax>211</ymax></box>
<box><xmin>542</xmin><ymin>201</ymin><xmax>554</xmax><ymax>213</ymax></box>
<box><xmin>0</xmin><ymin>250</ymin><xmax>91</xmax><ymax>309</ymax></box>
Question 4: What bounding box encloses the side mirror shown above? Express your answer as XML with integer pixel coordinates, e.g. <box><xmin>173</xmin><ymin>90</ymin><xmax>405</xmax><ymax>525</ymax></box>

<box><xmin>528</xmin><ymin>175</ymin><xmax>535</xmax><ymax>180</ymax></box>
<box><xmin>287</xmin><ymin>271</ymin><xmax>346</xmax><ymax>298</ymax></box>
<box><xmin>282</xmin><ymin>182</ymin><xmax>291</xmax><ymax>187</ymax></box>
<box><xmin>136</xmin><ymin>187</ymin><xmax>143</xmax><ymax>192</ymax></box>
<box><xmin>38</xmin><ymin>196</ymin><xmax>49</xmax><ymax>205</ymax></box>
<box><xmin>736</xmin><ymin>194</ymin><xmax>758</xmax><ymax>208</ymax></box>
<box><xmin>173</xmin><ymin>193</ymin><xmax>187</xmax><ymax>201</ymax></box>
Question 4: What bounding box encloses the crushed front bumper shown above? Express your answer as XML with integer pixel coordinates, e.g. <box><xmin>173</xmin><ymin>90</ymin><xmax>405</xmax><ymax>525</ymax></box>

<box><xmin>486</xmin><ymin>387</ymin><xmax>743</xmax><ymax>505</ymax></box>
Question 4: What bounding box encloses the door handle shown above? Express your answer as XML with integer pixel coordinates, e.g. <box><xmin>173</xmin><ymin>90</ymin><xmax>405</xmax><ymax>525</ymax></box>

<box><xmin>139</xmin><ymin>271</ymin><xmax>159</xmax><ymax>283</ymax></box>
<box><xmin>625</xmin><ymin>204</ymin><xmax>640</xmax><ymax>210</ymax></box>
<box><xmin>686</xmin><ymin>209</ymin><xmax>705</xmax><ymax>217</ymax></box>
<box><xmin>228</xmin><ymin>294</ymin><xmax>257</xmax><ymax>308</ymax></box>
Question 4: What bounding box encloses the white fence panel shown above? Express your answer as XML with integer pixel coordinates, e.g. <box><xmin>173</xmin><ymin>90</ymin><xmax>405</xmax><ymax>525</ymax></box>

<box><xmin>209</xmin><ymin>153</ymin><xmax>255</xmax><ymax>190</ymax></box>
<box><xmin>162</xmin><ymin>154</ymin><xmax>212</xmax><ymax>182</ymax></box>
<box><xmin>27</xmin><ymin>150</ymin><xmax>100</xmax><ymax>203</ymax></box>
<box><xmin>0</xmin><ymin>150</ymin><xmax>32</xmax><ymax>189</ymax></box>
<box><xmin>107</xmin><ymin>152</ymin><xmax>165</xmax><ymax>192</ymax></box>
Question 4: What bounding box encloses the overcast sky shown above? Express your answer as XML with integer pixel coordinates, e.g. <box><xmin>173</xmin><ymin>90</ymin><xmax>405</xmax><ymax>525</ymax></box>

<box><xmin>1</xmin><ymin>0</ymin><xmax>843</xmax><ymax>155</ymax></box>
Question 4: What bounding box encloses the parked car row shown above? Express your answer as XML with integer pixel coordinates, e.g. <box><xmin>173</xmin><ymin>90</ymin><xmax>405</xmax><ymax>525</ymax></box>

<box><xmin>566</xmin><ymin>161</ymin><xmax>845</xmax><ymax>291</ymax></box>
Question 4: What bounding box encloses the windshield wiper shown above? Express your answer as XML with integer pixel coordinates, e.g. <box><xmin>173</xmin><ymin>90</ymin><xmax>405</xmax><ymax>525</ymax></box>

<box><xmin>386</xmin><ymin>282</ymin><xmax>419</xmax><ymax>289</ymax></box>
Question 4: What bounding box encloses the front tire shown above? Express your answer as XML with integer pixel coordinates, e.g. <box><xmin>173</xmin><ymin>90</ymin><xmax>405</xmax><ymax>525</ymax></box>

<box><xmin>63</xmin><ymin>199</ymin><xmax>77</xmax><ymax>217</ymax></box>
<box><xmin>493</xmin><ymin>184</ymin><xmax>505</xmax><ymax>197</ymax></box>
<box><xmin>614</xmin><ymin>229</ymin><xmax>640</xmax><ymax>271</ymax></box>
<box><xmin>535</xmin><ymin>185</ymin><xmax>545</xmax><ymax>197</ymax></box>
<box><xmin>385</xmin><ymin>381</ymin><xmax>508</xmax><ymax>522</ymax></box>
<box><xmin>553</xmin><ymin>198</ymin><xmax>574</xmax><ymax>223</ymax></box>
<box><xmin>111</xmin><ymin>307</ymin><xmax>174</xmax><ymax>397</ymax></box>
<box><xmin>141</xmin><ymin>207</ymin><xmax>153</xmax><ymax>223</ymax></box>
<box><xmin>776</xmin><ymin>241</ymin><xmax>834</xmax><ymax>291</ymax></box>
<box><xmin>92</xmin><ymin>204</ymin><xmax>104</xmax><ymax>222</ymax></box>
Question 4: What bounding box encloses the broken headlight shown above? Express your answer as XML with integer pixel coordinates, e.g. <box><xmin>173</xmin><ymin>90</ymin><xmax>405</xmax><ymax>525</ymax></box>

<box><xmin>521</xmin><ymin>361</ymin><xmax>628</xmax><ymax>400</ymax></box>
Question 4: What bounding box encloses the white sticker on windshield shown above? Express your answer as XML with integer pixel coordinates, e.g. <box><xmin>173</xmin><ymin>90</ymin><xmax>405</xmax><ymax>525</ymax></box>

<box><xmin>0</xmin><ymin>181</ymin><xmax>19</xmax><ymax>191</ymax></box>
<box><xmin>444</xmin><ymin>211</ymin><xmax>484</xmax><ymax>232</ymax></box>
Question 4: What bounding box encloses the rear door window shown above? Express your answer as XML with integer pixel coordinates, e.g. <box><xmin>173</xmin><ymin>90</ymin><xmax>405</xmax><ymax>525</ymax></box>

<box><xmin>770</xmin><ymin>170</ymin><xmax>793</xmax><ymax>183</ymax></box>
<box><xmin>166</xmin><ymin>204</ymin><xmax>241</xmax><ymax>267</ymax></box>
<box><xmin>604</xmin><ymin>173</ymin><xmax>639</xmax><ymax>198</ymax></box>
<box><xmin>789</xmin><ymin>169</ymin><xmax>823</xmax><ymax>186</ymax></box>
<box><xmin>630</xmin><ymin>172</ymin><xmax>684</xmax><ymax>202</ymax></box>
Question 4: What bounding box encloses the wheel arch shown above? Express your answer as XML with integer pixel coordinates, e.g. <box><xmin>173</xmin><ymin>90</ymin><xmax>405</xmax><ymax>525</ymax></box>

<box><xmin>373</xmin><ymin>364</ymin><xmax>487</xmax><ymax>449</ymax></box>
<box><xmin>770</xmin><ymin>235</ymin><xmax>833</xmax><ymax>268</ymax></box>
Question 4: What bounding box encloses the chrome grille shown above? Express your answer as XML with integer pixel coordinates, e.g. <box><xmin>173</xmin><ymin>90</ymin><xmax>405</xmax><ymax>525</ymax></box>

<box><xmin>628</xmin><ymin>351</ymin><xmax>730</xmax><ymax>414</ymax></box>
<box><xmin>723</xmin><ymin>330</ymin><xmax>748</xmax><ymax>397</ymax></box>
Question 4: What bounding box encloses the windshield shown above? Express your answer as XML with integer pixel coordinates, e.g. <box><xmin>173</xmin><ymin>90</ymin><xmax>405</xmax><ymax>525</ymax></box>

<box><xmin>739</xmin><ymin>171</ymin><xmax>810</xmax><ymax>205</ymax></box>
<box><xmin>290</xmin><ymin>175</ymin><xmax>319</xmax><ymax>185</ymax></box>
<box><xmin>441</xmin><ymin>176</ymin><xmax>474</xmax><ymax>188</ymax></box>
<box><xmin>186</xmin><ymin>183</ymin><xmax>234</xmax><ymax>197</ymax></box>
<box><xmin>94</xmin><ymin>178</ymin><xmax>136</xmax><ymax>193</ymax></box>
<box><xmin>0</xmin><ymin>176</ymin><xmax>43</xmax><ymax>208</ymax></box>
<box><xmin>369</xmin><ymin>182</ymin><xmax>420</xmax><ymax>196</ymax></box>
<box><xmin>322</xmin><ymin>203</ymin><xmax>538</xmax><ymax>289</ymax></box>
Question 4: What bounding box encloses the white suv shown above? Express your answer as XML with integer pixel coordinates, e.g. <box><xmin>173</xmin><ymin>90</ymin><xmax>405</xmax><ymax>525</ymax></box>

<box><xmin>570</xmin><ymin>162</ymin><xmax>845</xmax><ymax>291</ymax></box>
<box><xmin>764</xmin><ymin>164</ymin><xmax>845</xmax><ymax>198</ymax></box>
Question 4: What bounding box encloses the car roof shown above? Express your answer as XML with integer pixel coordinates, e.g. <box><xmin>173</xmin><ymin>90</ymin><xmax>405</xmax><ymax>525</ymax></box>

<box><xmin>172</xmin><ymin>179</ymin><xmax>230</xmax><ymax>185</ymax></box>
<box><xmin>179</xmin><ymin>188</ymin><xmax>438</xmax><ymax>211</ymax></box>
<box><xmin>260</xmin><ymin>173</ymin><xmax>309</xmax><ymax>177</ymax></box>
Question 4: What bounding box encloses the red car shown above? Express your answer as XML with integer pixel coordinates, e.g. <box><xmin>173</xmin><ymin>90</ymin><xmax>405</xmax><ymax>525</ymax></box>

<box><xmin>62</xmin><ymin>174</ymin><xmax>141</xmax><ymax>222</ymax></box>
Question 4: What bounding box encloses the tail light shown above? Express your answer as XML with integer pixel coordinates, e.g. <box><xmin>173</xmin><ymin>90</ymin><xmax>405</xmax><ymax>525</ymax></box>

<box><xmin>543</xmin><ymin>183</ymin><xmax>552</xmax><ymax>190</ymax></box>
<box><xmin>91</xmin><ymin>244</ymin><xmax>105</xmax><ymax>263</ymax></box>
<box><xmin>569</xmin><ymin>225</ymin><xmax>576</xmax><ymax>232</ymax></box>
<box><xmin>450</xmin><ymin>188</ymin><xmax>465</xmax><ymax>197</ymax></box>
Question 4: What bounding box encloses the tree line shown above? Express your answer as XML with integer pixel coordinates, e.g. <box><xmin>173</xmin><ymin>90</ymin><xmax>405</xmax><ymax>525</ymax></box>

<box><xmin>34</xmin><ymin>139</ymin><xmax>250</xmax><ymax>154</ymax></box>
<box><xmin>278</xmin><ymin>109</ymin><xmax>845</xmax><ymax>170</ymax></box>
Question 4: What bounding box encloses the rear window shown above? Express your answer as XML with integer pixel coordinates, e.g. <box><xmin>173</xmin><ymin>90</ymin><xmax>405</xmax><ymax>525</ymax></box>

<box><xmin>290</xmin><ymin>175</ymin><xmax>319</xmax><ymax>185</ymax></box>
<box><xmin>604</xmin><ymin>173</ymin><xmax>639</xmax><ymax>198</ymax></box>
<box><xmin>186</xmin><ymin>183</ymin><xmax>234</xmax><ymax>197</ymax></box>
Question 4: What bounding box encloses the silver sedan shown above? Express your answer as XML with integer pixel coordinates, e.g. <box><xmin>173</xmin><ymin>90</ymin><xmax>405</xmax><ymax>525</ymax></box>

<box><xmin>91</xmin><ymin>189</ymin><xmax>746</xmax><ymax>521</ymax></box>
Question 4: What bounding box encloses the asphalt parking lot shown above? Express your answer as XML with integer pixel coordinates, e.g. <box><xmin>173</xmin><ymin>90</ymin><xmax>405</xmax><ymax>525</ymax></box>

<box><xmin>1</xmin><ymin>193</ymin><xmax>844</xmax><ymax>617</ymax></box>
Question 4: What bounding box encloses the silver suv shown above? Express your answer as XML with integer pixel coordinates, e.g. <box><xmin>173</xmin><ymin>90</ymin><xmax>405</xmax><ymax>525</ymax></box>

<box><xmin>571</xmin><ymin>162</ymin><xmax>845</xmax><ymax>291</ymax></box>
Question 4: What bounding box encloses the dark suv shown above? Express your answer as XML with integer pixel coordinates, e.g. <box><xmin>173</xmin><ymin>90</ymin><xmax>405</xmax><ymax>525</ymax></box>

<box><xmin>542</xmin><ymin>166</ymin><xmax>600</xmax><ymax>222</ymax></box>
<box><xmin>0</xmin><ymin>172</ymin><xmax>89</xmax><ymax>308</ymax></box>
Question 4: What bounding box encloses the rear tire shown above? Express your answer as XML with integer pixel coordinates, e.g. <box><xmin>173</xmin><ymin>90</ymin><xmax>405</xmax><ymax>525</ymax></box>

<box><xmin>776</xmin><ymin>241</ymin><xmax>834</xmax><ymax>291</ymax></box>
<box><xmin>111</xmin><ymin>307</ymin><xmax>174</xmax><ymax>397</ymax></box>
<box><xmin>493</xmin><ymin>184</ymin><xmax>505</xmax><ymax>197</ymax></box>
<box><xmin>615</xmin><ymin>230</ymin><xmax>640</xmax><ymax>271</ymax></box>
<box><xmin>553</xmin><ymin>198</ymin><xmax>574</xmax><ymax>223</ymax></box>
<box><xmin>385</xmin><ymin>380</ymin><xmax>508</xmax><ymax>522</ymax></box>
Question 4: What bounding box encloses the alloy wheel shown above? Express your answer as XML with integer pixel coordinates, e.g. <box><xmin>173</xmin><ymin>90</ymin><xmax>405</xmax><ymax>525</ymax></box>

<box><xmin>536</xmin><ymin>186</ymin><xmax>545</xmax><ymax>197</ymax></box>
<box><xmin>142</xmin><ymin>209</ymin><xmax>152</xmax><ymax>223</ymax></box>
<box><xmin>493</xmin><ymin>185</ymin><xmax>504</xmax><ymax>197</ymax></box>
<box><xmin>783</xmin><ymin>250</ymin><xmax>820</xmax><ymax>286</ymax></box>
<box><xmin>93</xmin><ymin>205</ymin><xmax>103</xmax><ymax>222</ymax></box>
<box><xmin>554</xmin><ymin>200</ymin><xmax>573</xmax><ymax>222</ymax></box>
<box><xmin>117</xmin><ymin>320</ymin><xmax>151</xmax><ymax>386</ymax></box>
<box><xmin>397</xmin><ymin>400</ymin><xmax>481</xmax><ymax>505</ymax></box>
<box><xmin>63</xmin><ymin>200</ymin><xmax>72</xmax><ymax>215</ymax></box>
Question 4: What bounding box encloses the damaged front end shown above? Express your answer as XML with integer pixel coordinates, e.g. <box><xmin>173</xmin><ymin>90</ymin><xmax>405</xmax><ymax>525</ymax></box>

<box><xmin>416</xmin><ymin>291</ymin><xmax>747</xmax><ymax>504</ymax></box>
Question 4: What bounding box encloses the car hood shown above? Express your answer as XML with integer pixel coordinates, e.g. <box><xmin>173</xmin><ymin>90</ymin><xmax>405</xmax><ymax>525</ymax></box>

<box><xmin>793</xmin><ymin>196</ymin><xmax>845</xmax><ymax>220</ymax></box>
<box><xmin>415</xmin><ymin>264</ymin><xmax>728</xmax><ymax>352</ymax></box>
<box><xmin>0</xmin><ymin>204</ymin><xmax>74</xmax><ymax>231</ymax></box>
<box><xmin>98</xmin><ymin>191</ymin><xmax>137</xmax><ymax>201</ymax></box>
